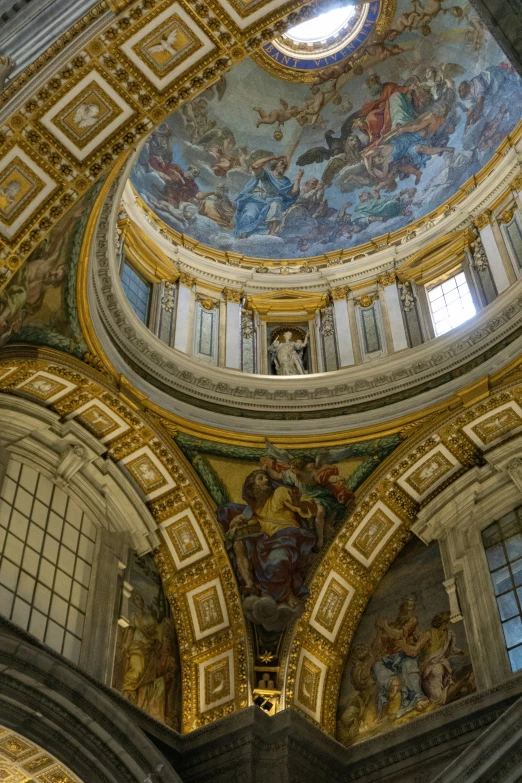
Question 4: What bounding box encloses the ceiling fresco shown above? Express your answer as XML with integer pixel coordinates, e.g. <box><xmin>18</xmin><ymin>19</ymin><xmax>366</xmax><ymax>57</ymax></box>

<box><xmin>130</xmin><ymin>0</ymin><xmax>522</xmax><ymax>260</ymax></box>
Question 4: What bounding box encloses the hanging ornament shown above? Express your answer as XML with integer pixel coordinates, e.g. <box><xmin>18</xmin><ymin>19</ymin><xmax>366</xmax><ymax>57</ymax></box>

<box><xmin>273</xmin><ymin>124</ymin><xmax>283</xmax><ymax>142</ymax></box>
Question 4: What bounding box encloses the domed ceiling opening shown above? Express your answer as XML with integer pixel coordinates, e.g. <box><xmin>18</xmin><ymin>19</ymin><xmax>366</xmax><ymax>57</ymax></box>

<box><xmin>129</xmin><ymin>0</ymin><xmax>522</xmax><ymax>263</ymax></box>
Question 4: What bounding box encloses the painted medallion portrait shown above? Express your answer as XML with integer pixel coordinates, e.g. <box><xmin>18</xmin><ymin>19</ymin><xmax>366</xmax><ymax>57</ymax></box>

<box><xmin>130</xmin><ymin>0</ymin><xmax>522</xmax><ymax>260</ymax></box>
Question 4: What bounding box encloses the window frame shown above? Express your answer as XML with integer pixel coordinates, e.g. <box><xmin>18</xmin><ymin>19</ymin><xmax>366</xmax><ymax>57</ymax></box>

<box><xmin>425</xmin><ymin>266</ymin><xmax>477</xmax><ymax>338</ymax></box>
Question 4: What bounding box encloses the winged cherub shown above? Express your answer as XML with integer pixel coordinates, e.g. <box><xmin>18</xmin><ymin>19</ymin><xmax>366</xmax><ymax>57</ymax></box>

<box><xmin>252</xmin><ymin>99</ymin><xmax>301</xmax><ymax>127</ymax></box>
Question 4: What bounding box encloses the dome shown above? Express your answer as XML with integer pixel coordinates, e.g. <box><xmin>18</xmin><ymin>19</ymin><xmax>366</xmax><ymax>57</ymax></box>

<box><xmin>129</xmin><ymin>1</ymin><xmax>522</xmax><ymax>263</ymax></box>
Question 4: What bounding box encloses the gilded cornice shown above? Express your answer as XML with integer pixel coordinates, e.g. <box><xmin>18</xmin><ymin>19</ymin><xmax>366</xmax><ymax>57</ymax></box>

<box><xmin>396</xmin><ymin>228</ymin><xmax>476</xmax><ymax>285</ymax></box>
<box><xmin>120</xmin><ymin>217</ymin><xmax>179</xmax><ymax>283</ymax></box>
<box><xmin>244</xmin><ymin>289</ymin><xmax>328</xmax><ymax>317</ymax></box>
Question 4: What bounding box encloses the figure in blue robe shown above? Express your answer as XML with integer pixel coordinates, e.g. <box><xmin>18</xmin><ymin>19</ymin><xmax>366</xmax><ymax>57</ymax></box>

<box><xmin>233</xmin><ymin>155</ymin><xmax>302</xmax><ymax>238</ymax></box>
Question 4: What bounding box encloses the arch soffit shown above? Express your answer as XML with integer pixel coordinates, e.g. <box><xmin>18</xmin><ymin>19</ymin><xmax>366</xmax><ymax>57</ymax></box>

<box><xmin>0</xmin><ymin>345</ymin><xmax>248</xmax><ymax>732</ymax></box>
<box><xmin>283</xmin><ymin>373</ymin><xmax>522</xmax><ymax>733</ymax></box>
<box><xmin>3</xmin><ymin>346</ymin><xmax>522</xmax><ymax>736</ymax></box>
<box><xmin>0</xmin><ymin>624</ymin><xmax>182</xmax><ymax>783</ymax></box>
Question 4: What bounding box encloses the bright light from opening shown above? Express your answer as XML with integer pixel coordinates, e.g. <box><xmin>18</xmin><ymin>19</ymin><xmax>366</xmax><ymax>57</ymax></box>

<box><xmin>286</xmin><ymin>4</ymin><xmax>356</xmax><ymax>42</ymax></box>
<box><xmin>428</xmin><ymin>272</ymin><xmax>476</xmax><ymax>337</ymax></box>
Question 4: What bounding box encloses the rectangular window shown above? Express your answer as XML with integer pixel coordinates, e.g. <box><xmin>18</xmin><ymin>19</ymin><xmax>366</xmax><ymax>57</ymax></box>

<box><xmin>427</xmin><ymin>271</ymin><xmax>476</xmax><ymax>336</ymax></box>
<box><xmin>121</xmin><ymin>262</ymin><xmax>151</xmax><ymax>324</ymax></box>
<box><xmin>0</xmin><ymin>459</ymin><xmax>96</xmax><ymax>665</ymax></box>
<box><xmin>482</xmin><ymin>508</ymin><xmax>522</xmax><ymax>672</ymax></box>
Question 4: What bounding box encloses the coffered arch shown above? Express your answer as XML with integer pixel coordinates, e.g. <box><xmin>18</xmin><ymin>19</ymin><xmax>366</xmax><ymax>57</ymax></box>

<box><xmin>0</xmin><ymin>0</ymin><xmax>323</xmax><ymax>287</ymax></box>
<box><xmin>283</xmin><ymin>371</ymin><xmax>522</xmax><ymax>734</ymax></box>
<box><xmin>0</xmin><ymin>344</ymin><xmax>249</xmax><ymax>731</ymax></box>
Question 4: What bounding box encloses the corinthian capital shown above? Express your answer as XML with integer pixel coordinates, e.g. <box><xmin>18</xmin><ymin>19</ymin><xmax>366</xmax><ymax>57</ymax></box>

<box><xmin>179</xmin><ymin>272</ymin><xmax>196</xmax><ymax>288</ymax></box>
<box><xmin>223</xmin><ymin>287</ymin><xmax>243</xmax><ymax>303</ymax></box>
<box><xmin>474</xmin><ymin>210</ymin><xmax>492</xmax><ymax>230</ymax></box>
<box><xmin>330</xmin><ymin>285</ymin><xmax>349</xmax><ymax>301</ymax></box>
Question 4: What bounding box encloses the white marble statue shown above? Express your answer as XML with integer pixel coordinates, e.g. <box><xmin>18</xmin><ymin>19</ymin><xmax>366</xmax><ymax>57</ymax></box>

<box><xmin>270</xmin><ymin>330</ymin><xmax>308</xmax><ymax>375</ymax></box>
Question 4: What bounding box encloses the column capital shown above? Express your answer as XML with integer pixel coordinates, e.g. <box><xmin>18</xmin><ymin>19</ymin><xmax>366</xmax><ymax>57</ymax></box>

<box><xmin>511</xmin><ymin>172</ymin><xmax>522</xmax><ymax>192</ymax></box>
<box><xmin>474</xmin><ymin>210</ymin><xmax>492</xmax><ymax>230</ymax></box>
<box><xmin>330</xmin><ymin>285</ymin><xmax>349</xmax><ymax>301</ymax></box>
<box><xmin>377</xmin><ymin>271</ymin><xmax>396</xmax><ymax>286</ymax></box>
<box><xmin>179</xmin><ymin>272</ymin><xmax>197</xmax><ymax>288</ymax></box>
<box><xmin>223</xmin><ymin>287</ymin><xmax>243</xmax><ymax>303</ymax></box>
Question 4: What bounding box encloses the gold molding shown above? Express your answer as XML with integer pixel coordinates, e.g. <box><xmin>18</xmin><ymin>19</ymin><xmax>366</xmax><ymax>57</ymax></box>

<box><xmin>179</xmin><ymin>272</ymin><xmax>197</xmax><ymax>288</ymax></box>
<box><xmin>0</xmin><ymin>345</ymin><xmax>248</xmax><ymax>731</ymax></box>
<box><xmin>474</xmin><ymin>210</ymin><xmax>493</xmax><ymax>230</ymax></box>
<box><xmin>223</xmin><ymin>287</ymin><xmax>243</xmax><ymax>303</ymax></box>
<box><xmin>354</xmin><ymin>292</ymin><xmax>378</xmax><ymax>308</ymax></box>
<box><xmin>377</xmin><ymin>271</ymin><xmax>396</xmax><ymax>287</ymax></box>
<box><xmin>396</xmin><ymin>229</ymin><xmax>475</xmax><ymax>286</ymax></box>
<box><xmin>329</xmin><ymin>285</ymin><xmax>349</xmax><ymax>301</ymax></box>
<box><xmin>244</xmin><ymin>289</ymin><xmax>328</xmax><ymax>318</ymax></box>
<box><xmin>120</xmin><ymin>218</ymin><xmax>180</xmax><ymax>284</ymax></box>
<box><xmin>500</xmin><ymin>207</ymin><xmax>517</xmax><ymax>225</ymax></box>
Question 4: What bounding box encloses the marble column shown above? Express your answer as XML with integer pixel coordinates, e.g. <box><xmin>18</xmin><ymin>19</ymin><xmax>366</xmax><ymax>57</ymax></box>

<box><xmin>379</xmin><ymin>272</ymin><xmax>408</xmax><ymax>352</ymax></box>
<box><xmin>174</xmin><ymin>273</ymin><xmax>196</xmax><ymax>354</ymax></box>
<box><xmin>330</xmin><ymin>286</ymin><xmax>355</xmax><ymax>367</ymax></box>
<box><xmin>475</xmin><ymin>211</ymin><xmax>511</xmax><ymax>293</ymax></box>
<box><xmin>223</xmin><ymin>288</ymin><xmax>243</xmax><ymax>370</ymax></box>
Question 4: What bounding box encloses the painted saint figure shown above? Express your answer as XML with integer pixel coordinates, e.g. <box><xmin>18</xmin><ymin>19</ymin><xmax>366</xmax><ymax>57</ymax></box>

<box><xmin>225</xmin><ymin>470</ymin><xmax>317</xmax><ymax>608</ymax></box>
<box><xmin>269</xmin><ymin>330</ymin><xmax>308</xmax><ymax>375</ymax></box>
<box><xmin>233</xmin><ymin>155</ymin><xmax>303</xmax><ymax>238</ymax></box>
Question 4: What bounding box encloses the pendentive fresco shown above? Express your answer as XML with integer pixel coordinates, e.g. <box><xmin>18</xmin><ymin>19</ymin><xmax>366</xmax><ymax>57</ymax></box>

<box><xmin>131</xmin><ymin>0</ymin><xmax>522</xmax><ymax>260</ymax></box>
<box><xmin>112</xmin><ymin>552</ymin><xmax>181</xmax><ymax>730</ymax></box>
<box><xmin>337</xmin><ymin>537</ymin><xmax>475</xmax><ymax>745</ymax></box>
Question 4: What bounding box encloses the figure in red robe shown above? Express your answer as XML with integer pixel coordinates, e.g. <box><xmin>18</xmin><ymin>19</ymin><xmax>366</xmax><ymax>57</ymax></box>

<box><xmin>149</xmin><ymin>155</ymin><xmax>200</xmax><ymax>207</ymax></box>
<box><xmin>354</xmin><ymin>74</ymin><xmax>417</xmax><ymax>149</ymax></box>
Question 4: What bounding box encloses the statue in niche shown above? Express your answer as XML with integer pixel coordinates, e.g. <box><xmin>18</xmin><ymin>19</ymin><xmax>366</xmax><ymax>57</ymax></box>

<box><xmin>269</xmin><ymin>328</ymin><xmax>308</xmax><ymax>375</ymax></box>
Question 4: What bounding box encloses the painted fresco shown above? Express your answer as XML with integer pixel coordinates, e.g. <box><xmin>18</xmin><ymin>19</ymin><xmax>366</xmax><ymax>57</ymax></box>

<box><xmin>131</xmin><ymin>1</ymin><xmax>522</xmax><ymax>260</ymax></box>
<box><xmin>337</xmin><ymin>537</ymin><xmax>475</xmax><ymax>745</ymax></box>
<box><xmin>112</xmin><ymin>552</ymin><xmax>181</xmax><ymax>730</ymax></box>
<box><xmin>176</xmin><ymin>432</ymin><xmax>401</xmax><ymax>632</ymax></box>
<box><xmin>0</xmin><ymin>184</ymin><xmax>102</xmax><ymax>357</ymax></box>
